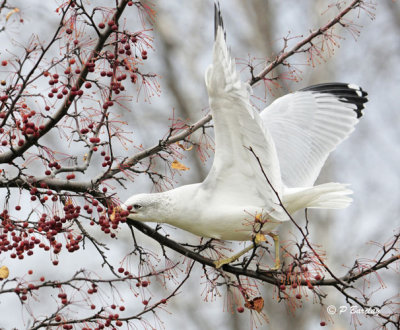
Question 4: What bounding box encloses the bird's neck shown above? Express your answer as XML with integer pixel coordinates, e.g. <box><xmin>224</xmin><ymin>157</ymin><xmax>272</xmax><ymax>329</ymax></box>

<box><xmin>160</xmin><ymin>183</ymin><xmax>202</xmax><ymax>226</ymax></box>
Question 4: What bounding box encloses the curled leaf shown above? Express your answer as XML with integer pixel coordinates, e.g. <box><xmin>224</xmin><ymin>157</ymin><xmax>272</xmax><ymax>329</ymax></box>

<box><xmin>110</xmin><ymin>206</ymin><xmax>122</xmax><ymax>222</ymax></box>
<box><xmin>0</xmin><ymin>265</ymin><xmax>9</xmax><ymax>279</ymax></box>
<box><xmin>176</xmin><ymin>142</ymin><xmax>193</xmax><ymax>151</ymax></box>
<box><xmin>244</xmin><ymin>296</ymin><xmax>264</xmax><ymax>313</ymax></box>
<box><xmin>171</xmin><ymin>160</ymin><xmax>189</xmax><ymax>171</ymax></box>
<box><xmin>65</xmin><ymin>197</ymin><xmax>74</xmax><ymax>207</ymax></box>
<box><xmin>6</xmin><ymin>8</ymin><xmax>19</xmax><ymax>22</ymax></box>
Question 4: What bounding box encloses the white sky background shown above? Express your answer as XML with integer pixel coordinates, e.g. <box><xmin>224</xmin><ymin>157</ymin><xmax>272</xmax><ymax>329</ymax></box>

<box><xmin>0</xmin><ymin>1</ymin><xmax>399</xmax><ymax>329</ymax></box>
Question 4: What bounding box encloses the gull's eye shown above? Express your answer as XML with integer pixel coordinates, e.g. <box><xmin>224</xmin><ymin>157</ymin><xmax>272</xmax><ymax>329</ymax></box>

<box><xmin>133</xmin><ymin>204</ymin><xmax>142</xmax><ymax>210</ymax></box>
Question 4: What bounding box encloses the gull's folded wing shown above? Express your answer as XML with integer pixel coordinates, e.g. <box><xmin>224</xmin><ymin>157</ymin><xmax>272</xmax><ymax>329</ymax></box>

<box><xmin>260</xmin><ymin>83</ymin><xmax>368</xmax><ymax>188</ymax></box>
<box><xmin>203</xmin><ymin>5</ymin><xmax>285</xmax><ymax>219</ymax></box>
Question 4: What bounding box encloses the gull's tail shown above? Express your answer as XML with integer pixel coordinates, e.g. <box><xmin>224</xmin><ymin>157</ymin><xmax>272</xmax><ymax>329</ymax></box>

<box><xmin>282</xmin><ymin>182</ymin><xmax>353</xmax><ymax>214</ymax></box>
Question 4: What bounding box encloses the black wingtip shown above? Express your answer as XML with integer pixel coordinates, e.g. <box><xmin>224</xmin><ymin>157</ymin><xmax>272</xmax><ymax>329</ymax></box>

<box><xmin>214</xmin><ymin>1</ymin><xmax>225</xmax><ymax>40</ymax></box>
<box><xmin>300</xmin><ymin>82</ymin><xmax>368</xmax><ymax>118</ymax></box>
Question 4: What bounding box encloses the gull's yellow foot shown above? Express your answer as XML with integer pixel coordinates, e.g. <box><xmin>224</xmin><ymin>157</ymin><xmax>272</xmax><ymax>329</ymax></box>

<box><xmin>214</xmin><ymin>243</ymin><xmax>255</xmax><ymax>269</ymax></box>
<box><xmin>214</xmin><ymin>255</ymin><xmax>238</xmax><ymax>269</ymax></box>
<box><xmin>254</xmin><ymin>233</ymin><xmax>267</xmax><ymax>244</ymax></box>
<box><xmin>213</xmin><ymin>233</ymin><xmax>281</xmax><ymax>270</ymax></box>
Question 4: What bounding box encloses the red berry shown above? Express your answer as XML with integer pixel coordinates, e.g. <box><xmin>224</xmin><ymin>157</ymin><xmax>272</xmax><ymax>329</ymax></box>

<box><xmin>98</xmin><ymin>22</ymin><xmax>105</xmax><ymax>29</ymax></box>
<box><xmin>84</xmin><ymin>82</ymin><xmax>92</xmax><ymax>89</ymax></box>
<box><xmin>237</xmin><ymin>306</ymin><xmax>244</xmax><ymax>313</ymax></box>
<box><xmin>320</xmin><ymin>322</ymin><xmax>326</xmax><ymax>327</ymax></box>
<box><xmin>89</xmin><ymin>137</ymin><xmax>100</xmax><ymax>143</ymax></box>
<box><xmin>28</xmin><ymin>270</ymin><xmax>33</xmax><ymax>275</ymax></box>
<box><xmin>1</xmin><ymin>60</ymin><xmax>7</xmax><ymax>66</ymax></box>
<box><xmin>66</xmin><ymin>28</ymin><xmax>72</xmax><ymax>34</ymax></box>
<box><xmin>279</xmin><ymin>284</ymin><xmax>286</xmax><ymax>291</ymax></box>
<box><xmin>295</xmin><ymin>294</ymin><xmax>302</xmax><ymax>299</ymax></box>
<box><xmin>315</xmin><ymin>274</ymin><xmax>322</xmax><ymax>281</ymax></box>
<box><xmin>91</xmin><ymin>304</ymin><xmax>95</xmax><ymax>309</ymax></box>
<box><xmin>128</xmin><ymin>1</ymin><xmax>133</xmax><ymax>6</ymax></box>
<box><xmin>15</xmin><ymin>205</ymin><xmax>21</xmax><ymax>210</ymax></box>
<box><xmin>118</xmin><ymin>267</ymin><xmax>124</xmax><ymax>273</ymax></box>
<box><xmin>142</xmin><ymin>300</ymin><xmax>148</xmax><ymax>306</ymax></box>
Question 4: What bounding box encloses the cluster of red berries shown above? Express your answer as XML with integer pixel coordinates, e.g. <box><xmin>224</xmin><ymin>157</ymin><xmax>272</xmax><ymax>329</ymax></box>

<box><xmin>102</xmin><ymin>100</ymin><xmax>114</xmax><ymax>110</ymax></box>
<box><xmin>1</xmin><ymin>202</ymin><xmax>86</xmax><ymax>261</ymax></box>
<box><xmin>45</xmin><ymin>72</ymin><xmax>75</xmax><ymax>100</ymax></box>
<box><xmin>110</xmin><ymin>304</ymin><xmax>126</xmax><ymax>312</ymax></box>
<box><xmin>110</xmin><ymin>80</ymin><xmax>126</xmax><ymax>95</ymax></box>
<box><xmin>101</xmin><ymin>150</ymin><xmax>112</xmax><ymax>167</ymax></box>
<box><xmin>87</xmin><ymin>282</ymin><xmax>98</xmax><ymax>295</ymax></box>
<box><xmin>65</xmin><ymin>233</ymin><xmax>82</xmax><ymax>253</ymax></box>
<box><xmin>0</xmin><ymin>212</ymin><xmax>40</xmax><ymax>259</ymax></box>
<box><xmin>14</xmin><ymin>285</ymin><xmax>38</xmax><ymax>302</ymax></box>
<box><xmin>58</xmin><ymin>292</ymin><xmax>69</xmax><ymax>305</ymax></box>
<box><xmin>116</xmin><ymin>266</ymin><xmax>131</xmax><ymax>277</ymax></box>
<box><xmin>44</xmin><ymin>161</ymin><xmax>61</xmax><ymax>175</ymax></box>
<box><xmin>28</xmin><ymin>184</ymin><xmax>56</xmax><ymax>203</ymax></box>
<box><xmin>62</xmin><ymin>203</ymin><xmax>81</xmax><ymax>221</ymax></box>
<box><xmin>95</xmin><ymin>207</ymin><xmax>128</xmax><ymax>237</ymax></box>
<box><xmin>1</xmin><ymin>108</ymin><xmax>44</xmax><ymax>147</ymax></box>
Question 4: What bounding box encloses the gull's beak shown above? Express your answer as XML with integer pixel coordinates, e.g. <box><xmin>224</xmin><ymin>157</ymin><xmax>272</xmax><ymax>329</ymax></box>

<box><xmin>120</xmin><ymin>203</ymin><xmax>136</xmax><ymax>215</ymax></box>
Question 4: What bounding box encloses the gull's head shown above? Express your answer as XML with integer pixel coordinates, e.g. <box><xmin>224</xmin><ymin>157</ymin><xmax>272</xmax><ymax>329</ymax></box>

<box><xmin>123</xmin><ymin>193</ymin><xmax>168</xmax><ymax>223</ymax></box>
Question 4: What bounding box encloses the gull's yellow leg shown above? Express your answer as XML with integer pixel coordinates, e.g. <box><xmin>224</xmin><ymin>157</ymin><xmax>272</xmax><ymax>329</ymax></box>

<box><xmin>267</xmin><ymin>232</ymin><xmax>280</xmax><ymax>270</ymax></box>
<box><xmin>214</xmin><ymin>234</ymin><xmax>266</xmax><ymax>269</ymax></box>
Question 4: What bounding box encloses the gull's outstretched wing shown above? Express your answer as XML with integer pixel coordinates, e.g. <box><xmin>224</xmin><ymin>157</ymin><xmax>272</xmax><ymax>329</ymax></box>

<box><xmin>202</xmin><ymin>4</ymin><xmax>285</xmax><ymax>219</ymax></box>
<box><xmin>260</xmin><ymin>83</ymin><xmax>368</xmax><ymax>188</ymax></box>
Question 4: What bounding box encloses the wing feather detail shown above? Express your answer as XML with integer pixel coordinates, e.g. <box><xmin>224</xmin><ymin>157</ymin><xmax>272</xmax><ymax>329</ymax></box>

<box><xmin>203</xmin><ymin>9</ymin><xmax>285</xmax><ymax>220</ymax></box>
<box><xmin>260</xmin><ymin>83</ymin><xmax>368</xmax><ymax>187</ymax></box>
